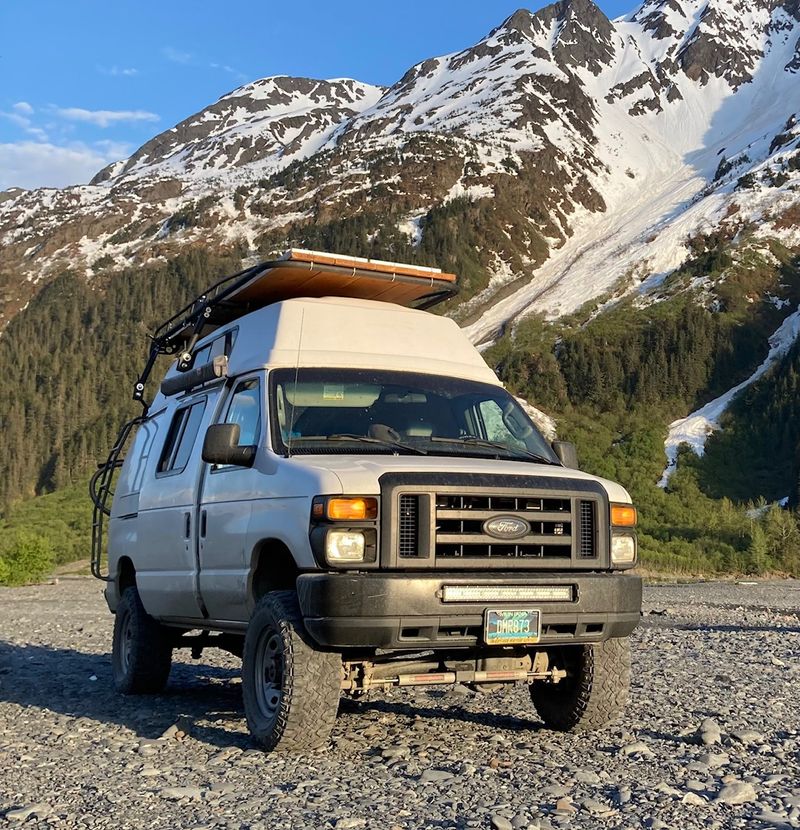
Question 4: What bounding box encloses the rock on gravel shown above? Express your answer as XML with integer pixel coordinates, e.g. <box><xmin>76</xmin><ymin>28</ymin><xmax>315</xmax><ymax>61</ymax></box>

<box><xmin>716</xmin><ymin>781</ymin><xmax>758</xmax><ymax>804</ymax></box>
<box><xmin>698</xmin><ymin>718</ymin><xmax>723</xmax><ymax>745</ymax></box>
<box><xmin>5</xmin><ymin>804</ymin><xmax>51</xmax><ymax>822</ymax></box>
<box><xmin>620</xmin><ymin>740</ymin><xmax>653</xmax><ymax>756</ymax></box>
<box><xmin>1</xmin><ymin>578</ymin><xmax>799</xmax><ymax>829</ymax></box>
<box><xmin>731</xmin><ymin>729</ymin><xmax>765</xmax><ymax>745</ymax></box>
<box><xmin>682</xmin><ymin>792</ymin><xmax>707</xmax><ymax>806</ymax></box>
<box><xmin>418</xmin><ymin>768</ymin><xmax>455</xmax><ymax>783</ymax></box>
<box><xmin>698</xmin><ymin>751</ymin><xmax>729</xmax><ymax>768</ymax></box>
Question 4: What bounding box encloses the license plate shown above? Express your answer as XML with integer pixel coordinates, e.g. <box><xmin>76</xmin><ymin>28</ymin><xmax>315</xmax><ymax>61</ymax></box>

<box><xmin>485</xmin><ymin>609</ymin><xmax>541</xmax><ymax>645</ymax></box>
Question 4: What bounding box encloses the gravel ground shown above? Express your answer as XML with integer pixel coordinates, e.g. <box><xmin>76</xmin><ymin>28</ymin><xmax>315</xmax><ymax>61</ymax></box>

<box><xmin>1</xmin><ymin>578</ymin><xmax>799</xmax><ymax>830</ymax></box>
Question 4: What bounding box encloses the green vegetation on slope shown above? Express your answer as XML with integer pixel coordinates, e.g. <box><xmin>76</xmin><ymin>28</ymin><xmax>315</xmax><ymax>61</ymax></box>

<box><xmin>693</xmin><ymin>336</ymin><xmax>800</xmax><ymax>503</ymax></box>
<box><xmin>0</xmin><ymin>529</ymin><xmax>54</xmax><ymax>587</ymax></box>
<box><xmin>257</xmin><ymin>195</ymin><xmax>549</xmax><ymax>318</ymax></box>
<box><xmin>486</xmin><ymin>240</ymin><xmax>800</xmax><ymax>576</ymax></box>
<box><xmin>0</xmin><ymin>248</ymin><xmax>244</xmax><ymax>510</ymax></box>
<box><xmin>0</xmin><ymin>484</ymin><xmax>94</xmax><ymax>586</ymax></box>
<box><xmin>0</xmin><ymin>484</ymin><xmax>91</xmax><ymax>565</ymax></box>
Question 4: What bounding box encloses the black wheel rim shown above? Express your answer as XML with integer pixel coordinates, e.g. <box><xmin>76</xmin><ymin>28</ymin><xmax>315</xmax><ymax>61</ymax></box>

<box><xmin>119</xmin><ymin>609</ymin><xmax>132</xmax><ymax>673</ymax></box>
<box><xmin>254</xmin><ymin>628</ymin><xmax>283</xmax><ymax>723</ymax></box>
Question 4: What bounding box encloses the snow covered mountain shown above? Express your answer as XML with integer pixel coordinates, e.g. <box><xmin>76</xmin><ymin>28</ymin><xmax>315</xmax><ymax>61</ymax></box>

<box><xmin>1</xmin><ymin>0</ymin><xmax>799</xmax><ymax>342</ymax></box>
<box><xmin>91</xmin><ymin>77</ymin><xmax>385</xmax><ymax>186</ymax></box>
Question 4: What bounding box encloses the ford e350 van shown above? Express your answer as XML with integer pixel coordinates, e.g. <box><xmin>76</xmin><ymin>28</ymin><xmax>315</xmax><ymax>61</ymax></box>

<box><xmin>91</xmin><ymin>249</ymin><xmax>641</xmax><ymax>752</ymax></box>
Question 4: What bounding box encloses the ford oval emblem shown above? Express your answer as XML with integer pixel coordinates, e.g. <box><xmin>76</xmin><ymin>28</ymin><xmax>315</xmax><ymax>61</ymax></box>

<box><xmin>483</xmin><ymin>516</ymin><xmax>530</xmax><ymax>540</ymax></box>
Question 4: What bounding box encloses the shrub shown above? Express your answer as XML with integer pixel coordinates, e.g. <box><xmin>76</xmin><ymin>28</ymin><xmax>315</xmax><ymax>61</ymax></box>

<box><xmin>0</xmin><ymin>530</ymin><xmax>55</xmax><ymax>586</ymax></box>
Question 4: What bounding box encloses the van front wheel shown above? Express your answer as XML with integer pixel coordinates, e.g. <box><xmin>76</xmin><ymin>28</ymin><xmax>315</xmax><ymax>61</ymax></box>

<box><xmin>531</xmin><ymin>638</ymin><xmax>631</xmax><ymax>732</ymax></box>
<box><xmin>112</xmin><ymin>586</ymin><xmax>173</xmax><ymax>694</ymax></box>
<box><xmin>242</xmin><ymin>591</ymin><xmax>341</xmax><ymax>752</ymax></box>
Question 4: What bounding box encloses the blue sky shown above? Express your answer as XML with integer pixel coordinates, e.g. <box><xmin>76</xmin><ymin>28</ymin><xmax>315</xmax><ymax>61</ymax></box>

<box><xmin>0</xmin><ymin>0</ymin><xmax>634</xmax><ymax>191</ymax></box>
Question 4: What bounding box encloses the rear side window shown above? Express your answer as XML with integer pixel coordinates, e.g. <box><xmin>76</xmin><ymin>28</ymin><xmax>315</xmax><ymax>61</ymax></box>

<box><xmin>191</xmin><ymin>329</ymin><xmax>238</xmax><ymax>369</ymax></box>
<box><xmin>127</xmin><ymin>419</ymin><xmax>159</xmax><ymax>492</ymax></box>
<box><xmin>157</xmin><ymin>400</ymin><xmax>207</xmax><ymax>474</ymax></box>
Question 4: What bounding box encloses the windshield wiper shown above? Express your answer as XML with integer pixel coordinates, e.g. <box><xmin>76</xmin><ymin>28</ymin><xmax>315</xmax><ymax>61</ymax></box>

<box><xmin>325</xmin><ymin>434</ymin><xmax>428</xmax><ymax>455</ymax></box>
<box><xmin>429</xmin><ymin>436</ymin><xmax>559</xmax><ymax>465</ymax></box>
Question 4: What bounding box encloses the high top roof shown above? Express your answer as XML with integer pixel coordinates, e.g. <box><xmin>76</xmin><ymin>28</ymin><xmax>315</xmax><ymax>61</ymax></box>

<box><xmin>154</xmin><ymin>248</ymin><xmax>458</xmax><ymax>355</ymax></box>
<box><xmin>155</xmin><ymin>295</ymin><xmax>500</xmax><ymax>402</ymax></box>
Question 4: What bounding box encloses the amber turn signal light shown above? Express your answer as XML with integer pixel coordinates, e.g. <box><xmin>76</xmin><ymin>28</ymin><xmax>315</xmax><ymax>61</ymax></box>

<box><xmin>326</xmin><ymin>497</ymin><xmax>378</xmax><ymax>521</ymax></box>
<box><xmin>611</xmin><ymin>504</ymin><xmax>637</xmax><ymax>527</ymax></box>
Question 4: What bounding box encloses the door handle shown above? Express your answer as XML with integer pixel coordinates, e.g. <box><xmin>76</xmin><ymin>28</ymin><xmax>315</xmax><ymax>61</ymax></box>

<box><xmin>184</xmin><ymin>512</ymin><xmax>191</xmax><ymax>539</ymax></box>
<box><xmin>200</xmin><ymin>509</ymin><xmax>207</xmax><ymax>538</ymax></box>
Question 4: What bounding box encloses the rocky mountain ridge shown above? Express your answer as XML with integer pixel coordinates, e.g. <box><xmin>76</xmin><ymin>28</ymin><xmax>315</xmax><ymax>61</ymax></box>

<box><xmin>1</xmin><ymin>0</ymin><xmax>799</xmax><ymax>340</ymax></box>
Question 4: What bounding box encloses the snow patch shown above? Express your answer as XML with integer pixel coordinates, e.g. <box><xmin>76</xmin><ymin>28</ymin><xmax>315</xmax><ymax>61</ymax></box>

<box><xmin>444</xmin><ymin>182</ymin><xmax>494</xmax><ymax>203</ymax></box>
<box><xmin>397</xmin><ymin>212</ymin><xmax>426</xmax><ymax>246</ymax></box>
<box><xmin>658</xmin><ymin>305</ymin><xmax>800</xmax><ymax>487</ymax></box>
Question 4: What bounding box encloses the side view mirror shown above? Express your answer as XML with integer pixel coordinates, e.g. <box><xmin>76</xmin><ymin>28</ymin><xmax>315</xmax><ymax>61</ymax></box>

<box><xmin>202</xmin><ymin>423</ymin><xmax>256</xmax><ymax>467</ymax></box>
<box><xmin>552</xmin><ymin>440</ymin><xmax>579</xmax><ymax>469</ymax></box>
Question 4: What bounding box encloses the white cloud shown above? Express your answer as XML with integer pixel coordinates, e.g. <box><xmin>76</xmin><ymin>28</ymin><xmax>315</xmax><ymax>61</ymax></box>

<box><xmin>55</xmin><ymin>107</ymin><xmax>159</xmax><ymax>128</ymax></box>
<box><xmin>210</xmin><ymin>62</ymin><xmax>248</xmax><ymax>82</ymax></box>
<box><xmin>99</xmin><ymin>66</ymin><xmax>139</xmax><ymax>77</ymax></box>
<box><xmin>25</xmin><ymin>127</ymin><xmax>49</xmax><ymax>142</ymax></box>
<box><xmin>94</xmin><ymin>139</ymin><xmax>135</xmax><ymax>157</ymax></box>
<box><xmin>163</xmin><ymin>46</ymin><xmax>192</xmax><ymax>64</ymax></box>
<box><xmin>0</xmin><ymin>110</ymin><xmax>32</xmax><ymax>129</ymax></box>
<box><xmin>0</xmin><ymin>140</ymin><xmax>131</xmax><ymax>190</ymax></box>
<box><xmin>0</xmin><ymin>108</ymin><xmax>49</xmax><ymax>141</ymax></box>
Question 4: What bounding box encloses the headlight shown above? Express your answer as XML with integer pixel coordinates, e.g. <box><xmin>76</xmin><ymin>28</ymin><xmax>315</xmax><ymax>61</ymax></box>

<box><xmin>325</xmin><ymin>530</ymin><xmax>366</xmax><ymax>563</ymax></box>
<box><xmin>611</xmin><ymin>534</ymin><xmax>637</xmax><ymax>565</ymax></box>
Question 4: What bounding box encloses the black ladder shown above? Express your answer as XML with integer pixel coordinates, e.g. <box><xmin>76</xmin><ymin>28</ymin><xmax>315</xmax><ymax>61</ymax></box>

<box><xmin>89</xmin><ymin>414</ymin><xmax>146</xmax><ymax>580</ymax></box>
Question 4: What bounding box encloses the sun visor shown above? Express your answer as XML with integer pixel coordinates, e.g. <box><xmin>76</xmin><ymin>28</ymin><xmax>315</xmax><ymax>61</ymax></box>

<box><xmin>279</xmin><ymin>382</ymin><xmax>381</xmax><ymax>407</ymax></box>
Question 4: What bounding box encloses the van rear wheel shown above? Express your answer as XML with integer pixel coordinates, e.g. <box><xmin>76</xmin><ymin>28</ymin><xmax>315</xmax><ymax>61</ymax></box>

<box><xmin>531</xmin><ymin>638</ymin><xmax>631</xmax><ymax>732</ymax></box>
<box><xmin>112</xmin><ymin>586</ymin><xmax>173</xmax><ymax>694</ymax></box>
<box><xmin>242</xmin><ymin>591</ymin><xmax>341</xmax><ymax>752</ymax></box>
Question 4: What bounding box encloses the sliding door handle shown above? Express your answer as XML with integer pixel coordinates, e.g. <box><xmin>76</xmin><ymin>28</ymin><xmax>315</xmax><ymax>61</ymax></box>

<box><xmin>200</xmin><ymin>509</ymin><xmax>208</xmax><ymax>538</ymax></box>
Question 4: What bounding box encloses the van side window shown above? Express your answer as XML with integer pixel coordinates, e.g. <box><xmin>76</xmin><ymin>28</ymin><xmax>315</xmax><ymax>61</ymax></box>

<box><xmin>157</xmin><ymin>400</ymin><xmax>207</xmax><ymax>474</ymax></box>
<box><xmin>225</xmin><ymin>379</ymin><xmax>261</xmax><ymax>446</ymax></box>
<box><xmin>191</xmin><ymin>329</ymin><xmax>238</xmax><ymax>369</ymax></box>
<box><xmin>130</xmin><ymin>419</ymin><xmax>159</xmax><ymax>491</ymax></box>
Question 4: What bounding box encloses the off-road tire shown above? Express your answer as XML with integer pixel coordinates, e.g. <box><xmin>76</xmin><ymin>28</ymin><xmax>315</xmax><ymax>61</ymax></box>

<box><xmin>242</xmin><ymin>590</ymin><xmax>341</xmax><ymax>752</ymax></box>
<box><xmin>531</xmin><ymin>637</ymin><xmax>631</xmax><ymax>732</ymax></box>
<box><xmin>112</xmin><ymin>586</ymin><xmax>173</xmax><ymax>694</ymax></box>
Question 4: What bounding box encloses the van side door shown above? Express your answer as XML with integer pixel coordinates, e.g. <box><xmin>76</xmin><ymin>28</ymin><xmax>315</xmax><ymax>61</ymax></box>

<box><xmin>197</xmin><ymin>373</ymin><xmax>265</xmax><ymax>621</ymax></box>
<box><xmin>135</xmin><ymin>390</ymin><xmax>221</xmax><ymax>619</ymax></box>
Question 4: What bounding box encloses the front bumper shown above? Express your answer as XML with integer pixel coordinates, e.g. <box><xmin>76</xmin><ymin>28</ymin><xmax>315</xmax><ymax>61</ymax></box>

<box><xmin>297</xmin><ymin>571</ymin><xmax>642</xmax><ymax>650</ymax></box>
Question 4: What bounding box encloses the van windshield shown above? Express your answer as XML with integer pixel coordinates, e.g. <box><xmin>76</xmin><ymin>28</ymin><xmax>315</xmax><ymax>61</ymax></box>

<box><xmin>269</xmin><ymin>369</ymin><xmax>559</xmax><ymax>464</ymax></box>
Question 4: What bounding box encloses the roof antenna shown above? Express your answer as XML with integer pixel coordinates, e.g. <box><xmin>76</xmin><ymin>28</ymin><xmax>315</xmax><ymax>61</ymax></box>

<box><xmin>287</xmin><ymin>309</ymin><xmax>305</xmax><ymax>459</ymax></box>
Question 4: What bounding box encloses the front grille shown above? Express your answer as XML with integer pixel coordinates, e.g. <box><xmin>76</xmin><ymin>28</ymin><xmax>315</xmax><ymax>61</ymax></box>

<box><xmin>435</xmin><ymin>493</ymin><xmax>573</xmax><ymax>560</ymax></box>
<box><xmin>398</xmin><ymin>494</ymin><xmax>420</xmax><ymax>558</ymax></box>
<box><xmin>578</xmin><ymin>500</ymin><xmax>596</xmax><ymax>559</ymax></box>
<box><xmin>383</xmin><ymin>474</ymin><xmax>608</xmax><ymax>570</ymax></box>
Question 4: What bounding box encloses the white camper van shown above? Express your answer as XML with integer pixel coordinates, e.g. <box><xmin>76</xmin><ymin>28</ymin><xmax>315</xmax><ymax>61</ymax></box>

<box><xmin>91</xmin><ymin>249</ymin><xmax>641</xmax><ymax>752</ymax></box>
